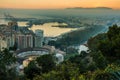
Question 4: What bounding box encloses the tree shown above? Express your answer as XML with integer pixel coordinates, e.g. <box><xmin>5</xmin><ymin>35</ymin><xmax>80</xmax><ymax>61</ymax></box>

<box><xmin>87</xmin><ymin>33</ymin><xmax>107</xmax><ymax>51</ymax></box>
<box><xmin>98</xmin><ymin>25</ymin><xmax>120</xmax><ymax>62</ymax></box>
<box><xmin>88</xmin><ymin>25</ymin><xmax>120</xmax><ymax>62</ymax></box>
<box><xmin>92</xmin><ymin>64</ymin><xmax>120</xmax><ymax>80</ymax></box>
<box><xmin>91</xmin><ymin>51</ymin><xmax>107</xmax><ymax>69</ymax></box>
<box><xmin>34</xmin><ymin>61</ymin><xmax>79</xmax><ymax>80</ymax></box>
<box><xmin>107</xmin><ymin>24</ymin><xmax>120</xmax><ymax>40</ymax></box>
<box><xmin>36</xmin><ymin>54</ymin><xmax>56</xmax><ymax>73</ymax></box>
<box><xmin>0</xmin><ymin>48</ymin><xmax>16</xmax><ymax>80</ymax></box>
<box><xmin>56</xmin><ymin>61</ymin><xmax>79</xmax><ymax>80</ymax></box>
<box><xmin>24</xmin><ymin>61</ymin><xmax>41</xmax><ymax>80</ymax></box>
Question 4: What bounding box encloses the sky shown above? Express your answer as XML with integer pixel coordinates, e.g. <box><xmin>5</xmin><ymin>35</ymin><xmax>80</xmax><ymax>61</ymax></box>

<box><xmin>0</xmin><ymin>0</ymin><xmax>120</xmax><ymax>9</ymax></box>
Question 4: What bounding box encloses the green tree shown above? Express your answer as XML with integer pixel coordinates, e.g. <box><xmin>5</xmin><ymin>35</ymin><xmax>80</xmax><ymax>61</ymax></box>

<box><xmin>0</xmin><ymin>48</ymin><xmax>16</xmax><ymax>80</ymax></box>
<box><xmin>24</xmin><ymin>61</ymin><xmax>41</xmax><ymax>80</ymax></box>
<box><xmin>34</xmin><ymin>61</ymin><xmax>79</xmax><ymax>80</ymax></box>
<box><xmin>87</xmin><ymin>33</ymin><xmax>107</xmax><ymax>51</ymax></box>
<box><xmin>107</xmin><ymin>24</ymin><xmax>120</xmax><ymax>40</ymax></box>
<box><xmin>91</xmin><ymin>51</ymin><xmax>107</xmax><ymax>69</ymax></box>
<box><xmin>36</xmin><ymin>54</ymin><xmax>56</xmax><ymax>73</ymax></box>
<box><xmin>98</xmin><ymin>25</ymin><xmax>120</xmax><ymax>62</ymax></box>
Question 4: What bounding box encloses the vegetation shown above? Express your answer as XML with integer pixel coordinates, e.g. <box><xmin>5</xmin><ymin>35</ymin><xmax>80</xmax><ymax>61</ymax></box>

<box><xmin>24</xmin><ymin>61</ymin><xmax>41</xmax><ymax>80</ymax></box>
<box><xmin>36</xmin><ymin>54</ymin><xmax>56</xmax><ymax>73</ymax></box>
<box><xmin>24</xmin><ymin>54</ymin><xmax>56</xmax><ymax>80</ymax></box>
<box><xmin>0</xmin><ymin>48</ymin><xmax>16</xmax><ymax>80</ymax></box>
<box><xmin>88</xmin><ymin>24</ymin><xmax>120</xmax><ymax>62</ymax></box>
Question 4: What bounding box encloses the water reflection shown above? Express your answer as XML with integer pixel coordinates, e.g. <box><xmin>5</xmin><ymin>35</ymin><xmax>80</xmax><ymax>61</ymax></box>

<box><xmin>30</xmin><ymin>22</ymin><xmax>77</xmax><ymax>37</ymax></box>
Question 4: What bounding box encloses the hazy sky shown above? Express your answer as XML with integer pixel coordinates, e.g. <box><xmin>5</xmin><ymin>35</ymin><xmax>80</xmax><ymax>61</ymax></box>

<box><xmin>0</xmin><ymin>0</ymin><xmax>120</xmax><ymax>9</ymax></box>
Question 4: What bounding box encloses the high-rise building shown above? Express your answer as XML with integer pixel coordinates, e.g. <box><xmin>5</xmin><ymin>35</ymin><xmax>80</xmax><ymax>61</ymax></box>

<box><xmin>17</xmin><ymin>34</ymin><xmax>33</xmax><ymax>49</ymax></box>
<box><xmin>34</xmin><ymin>29</ymin><xmax>44</xmax><ymax>48</ymax></box>
<box><xmin>0</xmin><ymin>22</ymin><xmax>44</xmax><ymax>50</ymax></box>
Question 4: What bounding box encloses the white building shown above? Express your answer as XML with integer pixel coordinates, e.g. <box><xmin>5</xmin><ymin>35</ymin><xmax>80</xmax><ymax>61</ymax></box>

<box><xmin>78</xmin><ymin>44</ymin><xmax>89</xmax><ymax>54</ymax></box>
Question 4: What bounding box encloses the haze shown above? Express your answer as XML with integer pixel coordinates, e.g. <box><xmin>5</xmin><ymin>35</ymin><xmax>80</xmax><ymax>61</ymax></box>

<box><xmin>0</xmin><ymin>0</ymin><xmax>120</xmax><ymax>9</ymax></box>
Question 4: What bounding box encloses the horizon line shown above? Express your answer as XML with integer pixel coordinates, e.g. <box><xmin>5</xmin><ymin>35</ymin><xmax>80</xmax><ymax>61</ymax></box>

<box><xmin>0</xmin><ymin>7</ymin><xmax>120</xmax><ymax>10</ymax></box>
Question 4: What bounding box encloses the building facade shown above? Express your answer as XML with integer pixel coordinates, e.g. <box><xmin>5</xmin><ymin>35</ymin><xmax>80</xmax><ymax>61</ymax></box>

<box><xmin>34</xmin><ymin>29</ymin><xmax>44</xmax><ymax>48</ymax></box>
<box><xmin>0</xmin><ymin>21</ymin><xmax>44</xmax><ymax>50</ymax></box>
<box><xmin>17</xmin><ymin>34</ymin><xmax>33</xmax><ymax>49</ymax></box>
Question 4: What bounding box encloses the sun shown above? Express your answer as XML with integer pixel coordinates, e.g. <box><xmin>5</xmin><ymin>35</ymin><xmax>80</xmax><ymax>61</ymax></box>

<box><xmin>93</xmin><ymin>1</ymin><xmax>102</xmax><ymax>7</ymax></box>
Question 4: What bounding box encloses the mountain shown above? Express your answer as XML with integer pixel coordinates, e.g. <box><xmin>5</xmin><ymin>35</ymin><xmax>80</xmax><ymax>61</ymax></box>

<box><xmin>66</xmin><ymin>7</ymin><xmax>113</xmax><ymax>10</ymax></box>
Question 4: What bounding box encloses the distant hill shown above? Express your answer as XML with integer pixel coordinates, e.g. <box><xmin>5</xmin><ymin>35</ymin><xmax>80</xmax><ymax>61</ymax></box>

<box><xmin>66</xmin><ymin>7</ymin><xmax>113</xmax><ymax>10</ymax></box>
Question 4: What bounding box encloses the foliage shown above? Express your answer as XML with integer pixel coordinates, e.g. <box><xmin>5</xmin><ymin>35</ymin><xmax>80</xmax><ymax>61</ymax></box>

<box><xmin>92</xmin><ymin>64</ymin><xmax>120</xmax><ymax>80</ymax></box>
<box><xmin>24</xmin><ymin>61</ymin><xmax>41</xmax><ymax>80</ymax></box>
<box><xmin>24</xmin><ymin>54</ymin><xmax>56</xmax><ymax>80</ymax></box>
<box><xmin>91</xmin><ymin>51</ymin><xmax>107</xmax><ymax>69</ymax></box>
<box><xmin>88</xmin><ymin>24</ymin><xmax>120</xmax><ymax>62</ymax></box>
<box><xmin>87</xmin><ymin>33</ymin><xmax>107</xmax><ymax>51</ymax></box>
<box><xmin>98</xmin><ymin>25</ymin><xmax>120</xmax><ymax>62</ymax></box>
<box><xmin>36</xmin><ymin>54</ymin><xmax>56</xmax><ymax>73</ymax></box>
<box><xmin>34</xmin><ymin>61</ymin><xmax>79</xmax><ymax>80</ymax></box>
<box><xmin>0</xmin><ymin>48</ymin><xmax>17</xmax><ymax>80</ymax></box>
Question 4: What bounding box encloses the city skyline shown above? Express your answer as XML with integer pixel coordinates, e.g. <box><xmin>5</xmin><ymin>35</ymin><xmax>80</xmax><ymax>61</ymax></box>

<box><xmin>0</xmin><ymin>0</ymin><xmax>120</xmax><ymax>9</ymax></box>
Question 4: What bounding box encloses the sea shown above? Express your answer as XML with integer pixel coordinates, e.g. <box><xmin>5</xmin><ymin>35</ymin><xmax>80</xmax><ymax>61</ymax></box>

<box><xmin>0</xmin><ymin>8</ymin><xmax>120</xmax><ymax>37</ymax></box>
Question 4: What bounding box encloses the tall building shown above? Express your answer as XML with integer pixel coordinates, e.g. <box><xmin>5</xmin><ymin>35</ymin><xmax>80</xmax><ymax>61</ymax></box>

<box><xmin>0</xmin><ymin>21</ymin><xmax>44</xmax><ymax>50</ymax></box>
<box><xmin>17</xmin><ymin>34</ymin><xmax>33</xmax><ymax>49</ymax></box>
<box><xmin>0</xmin><ymin>32</ymin><xmax>16</xmax><ymax>50</ymax></box>
<box><xmin>34</xmin><ymin>29</ymin><xmax>44</xmax><ymax>48</ymax></box>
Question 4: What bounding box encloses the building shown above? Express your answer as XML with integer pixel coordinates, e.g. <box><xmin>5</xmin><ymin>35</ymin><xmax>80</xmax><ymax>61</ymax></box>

<box><xmin>78</xmin><ymin>44</ymin><xmax>89</xmax><ymax>54</ymax></box>
<box><xmin>17</xmin><ymin>34</ymin><xmax>33</xmax><ymax>49</ymax></box>
<box><xmin>34</xmin><ymin>29</ymin><xmax>44</xmax><ymax>48</ymax></box>
<box><xmin>0</xmin><ymin>21</ymin><xmax>44</xmax><ymax>50</ymax></box>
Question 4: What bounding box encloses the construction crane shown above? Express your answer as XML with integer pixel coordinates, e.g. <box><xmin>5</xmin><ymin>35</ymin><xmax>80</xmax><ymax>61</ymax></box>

<box><xmin>4</xmin><ymin>13</ymin><xmax>16</xmax><ymax>21</ymax></box>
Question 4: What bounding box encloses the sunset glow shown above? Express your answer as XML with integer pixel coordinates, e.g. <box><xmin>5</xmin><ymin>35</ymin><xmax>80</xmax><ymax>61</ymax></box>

<box><xmin>0</xmin><ymin>0</ymin><xmax>120</xmax><ymax>9</ymax></box>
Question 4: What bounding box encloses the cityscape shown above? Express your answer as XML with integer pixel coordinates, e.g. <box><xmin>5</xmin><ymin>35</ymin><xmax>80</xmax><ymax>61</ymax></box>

<box><xmin>0</xmin><ymin>0</ymin><xmax>120</xmax><ymax>80</ymax></box>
